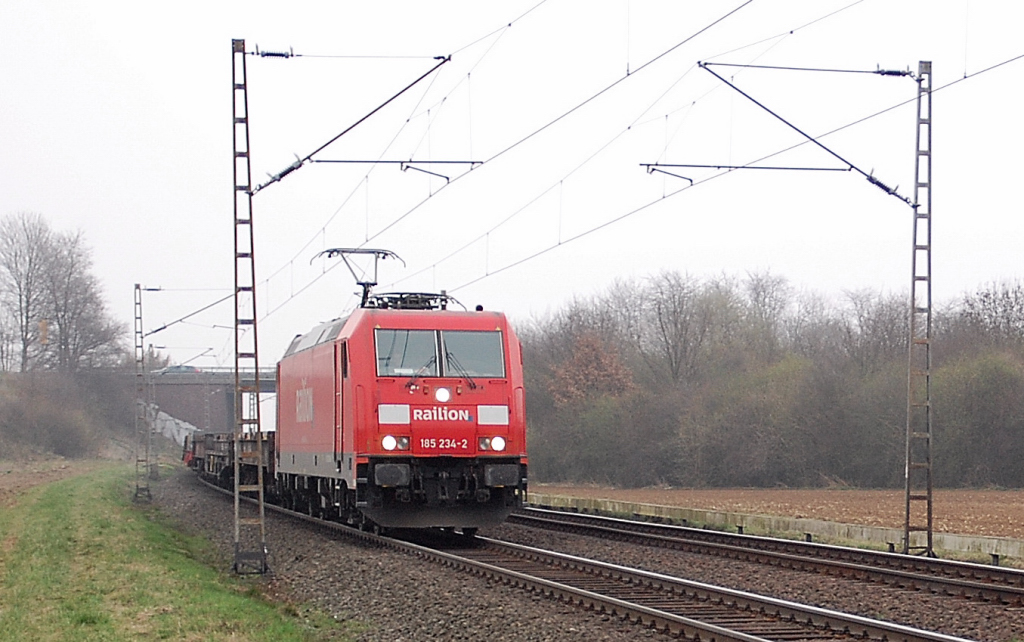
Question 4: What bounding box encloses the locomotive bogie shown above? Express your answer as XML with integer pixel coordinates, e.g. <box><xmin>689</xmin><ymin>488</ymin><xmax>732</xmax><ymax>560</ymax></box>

<box><xmin>272</xmin><ymin>472</ymin><xmax>348</xmax><ymax>519</ymax></box>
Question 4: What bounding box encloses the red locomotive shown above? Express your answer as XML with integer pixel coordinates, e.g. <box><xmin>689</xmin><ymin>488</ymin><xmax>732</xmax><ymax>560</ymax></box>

<box><xmin>188</xmin><ymin>288</ymin><xmax>528</xmax><ymax>534</ymax></box>
<box><xmin>276</xmin><ymin>291</ymin><xmax>528</xmax><ymax>531</ymax></box>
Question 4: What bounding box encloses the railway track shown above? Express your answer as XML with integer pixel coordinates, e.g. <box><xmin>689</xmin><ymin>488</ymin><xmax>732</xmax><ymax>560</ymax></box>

<box><xmin>512</xmin><ymin>506</ymin><xmax>1024</xmax><ymax>606</ymax></box>
<box><xmin>200</xmin><ymin>479</ymin><xmax>973</xmax><ymax>641</ymax></box>
<box><xmin>431</xmin><ymin>536</ymin><xmax>972</xmax><ymax>642</ymax></box>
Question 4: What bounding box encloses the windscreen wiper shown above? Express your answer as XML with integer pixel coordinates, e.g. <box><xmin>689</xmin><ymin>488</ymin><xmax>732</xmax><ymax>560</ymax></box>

<box><xmin>445</xmin><ymin>352</ymin><xmax>478</xmax><ymax>390</ymax></box>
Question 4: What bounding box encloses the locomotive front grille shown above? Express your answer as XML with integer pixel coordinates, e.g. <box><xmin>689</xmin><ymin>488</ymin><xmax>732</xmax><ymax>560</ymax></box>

<box><xmin>483</xmin><ymin>463</ymin><xmax>519</xmax><ymax>487</ymax></box>
<box><xmin>374</xmin><ymin>463</ymin><xmax>411</xmax><ymax>487</ymax></box>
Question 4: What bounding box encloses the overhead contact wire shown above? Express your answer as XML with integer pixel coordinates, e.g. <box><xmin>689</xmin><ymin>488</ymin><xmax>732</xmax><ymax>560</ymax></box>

<box><xmin>258</xmin><ymin>48</ymin><xmax>455</xmax><ymax>302</ymax></box>
<box><xmin>362</xmin><ymin>0</ymin><xmax>755</xmax><ymax>247</ymax></box>
<box><xmin>392</xmin><ymin>3</ymin><xmax>819</xmax><ymax>289</ymax></box>
<box><xmin>450</xmin><ymin>0</ymin><xmax>549</xmax><ymax>56</ymax></box>
<box><xmin>384</xmin><ymin>61</ymin><xmax>704</xmax><ymax>291</ymax></box>
<box><xmin>252</xmin><ymin>55</ymin><xmax>451</xmax><ymax>195</ymax></box>
<box><xmin>389</xmin><ymin>0</ymin><xmax>879</xmax><ymax>290</ymax></box>
<box><xmin>481</xmin><ymin>0</ymin><xmax>754</xmax><ymax>165</ymax></box>
<box><xmin>144</xmin><ymin>292</ymin><xmax>233</xmax><ymax>338</ymax></box>
<box><xmin>703</xmin><ymin>0</ymin><xmax>865</xmax><ymax>63</ymax></box>
<box><xmin>452</xmin><ymin>50</ymin><xmax>1024</xmax><ymax>294</ymax></box>
<box><xmin>256</xmin><ymin>7</ymin><xmax>534</xmax><ymax>319</ymax></box>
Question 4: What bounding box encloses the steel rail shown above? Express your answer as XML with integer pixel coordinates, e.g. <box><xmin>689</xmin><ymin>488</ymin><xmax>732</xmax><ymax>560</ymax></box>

<box><xmin>456</xmin><ymin>537</ymin><xmax>973</xmax><ymax>642</ymax></box>
<box><xmin>194</xmin><ymin>476</ymin><xmax>970</xmax><ymax>641</ymax></box>
<box><xmin>513</xmin><ymin>507</ymin><xmax>1024</xmax><ymax>604</ymax></box>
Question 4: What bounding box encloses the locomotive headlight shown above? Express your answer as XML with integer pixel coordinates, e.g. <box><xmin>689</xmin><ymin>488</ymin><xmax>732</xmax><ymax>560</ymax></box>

<box><xmin>397</xmin><ymin>436</ymin><xmax>410</xmax><ymax>450</ymax></box>
<box><xmin>478</xmin><ymin>436</ymin><xmax>507</xmax><ymax>452</ymax></box>
<box><xmin>382</xmin><ymin>435</ymin><xmax>398</xmax><ymax>451</ymax></box>
<box><xmin>435</xmin><ymin>387</ymin><xmax>451</xmax><ymax>403</ymax></box>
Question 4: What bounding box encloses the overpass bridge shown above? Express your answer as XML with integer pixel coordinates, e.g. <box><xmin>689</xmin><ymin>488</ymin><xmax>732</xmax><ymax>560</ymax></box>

<box><xmin>149</xmin><ymin>366</ymin><xmax>277</xmax><ymax>392</ymax></box>
<box><xmin>144</xmin><ymin>367</ymin><xmax>277</xmax><ymax>434</ymax></box>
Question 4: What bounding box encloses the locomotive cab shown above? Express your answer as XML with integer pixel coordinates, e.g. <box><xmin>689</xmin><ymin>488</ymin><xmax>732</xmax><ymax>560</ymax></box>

<box><xmin>366</xmin><ymin>320</ymin><xmax>527</xmax><ymax>527</ymax></box>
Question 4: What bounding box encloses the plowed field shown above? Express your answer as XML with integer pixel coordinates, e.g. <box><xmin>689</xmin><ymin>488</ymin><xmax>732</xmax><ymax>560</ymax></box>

<box><xmin>534</xmin><ymin>485</ymin><xmax>1024</xmax><ymax>540</ymax></box>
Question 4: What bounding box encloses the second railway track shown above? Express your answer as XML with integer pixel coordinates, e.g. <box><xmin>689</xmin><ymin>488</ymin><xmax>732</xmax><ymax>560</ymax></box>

<box><xmin>429</xmin><ymin>535</ymin><xmax>973</xmax><ymax>642</ymax></box>
<box><xmin>510</xmin><ymin>507</ymin><xmax>1024</xmax><ymax>606</ymax></box>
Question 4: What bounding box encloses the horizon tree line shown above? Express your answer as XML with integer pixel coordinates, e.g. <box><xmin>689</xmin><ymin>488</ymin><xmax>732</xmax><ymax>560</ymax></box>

<box><xmin>521</xmin><ymin>270</ymin><xmax>1024</xmax><ymax>489</ymax></box>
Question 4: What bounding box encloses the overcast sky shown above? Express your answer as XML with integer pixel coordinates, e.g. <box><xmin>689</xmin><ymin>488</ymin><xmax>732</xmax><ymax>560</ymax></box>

<box><xmin>2</xmin><ymin>1</ymin><xmax>1022</xmax><ymax>370</ymax></box>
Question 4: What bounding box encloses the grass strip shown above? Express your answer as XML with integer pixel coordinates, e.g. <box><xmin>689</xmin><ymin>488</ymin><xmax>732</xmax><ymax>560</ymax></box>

<box><xmin>0</xmin><ymin>464</ymin><xmax>362</xmax><ymax>641</ymax></box>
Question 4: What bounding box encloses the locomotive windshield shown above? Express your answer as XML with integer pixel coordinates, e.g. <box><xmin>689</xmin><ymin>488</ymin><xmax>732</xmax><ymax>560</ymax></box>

<box><xmin>376</xmin><ymin>329</ymin><xmax>438</xmax><ymax>377</ymax></box>
<box><xmin>442</xmin><ymin>330</ymin><xmax>505</xmax><ymax>378</ymax></box>
<box><xmin>375</xmin><ymin>329</ymin><xmax>505</xmax><ymax>378</ymax></box>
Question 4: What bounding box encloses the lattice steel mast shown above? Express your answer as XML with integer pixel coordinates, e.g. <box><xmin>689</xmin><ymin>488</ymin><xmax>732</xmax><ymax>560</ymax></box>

<box><xmin>664</xmin><ymin>61</ymin><xmax>936</xmax><ymax>555</ymax></box>
<box><xmin>231</xmin><ymin>38</ymin><xmax>269</xmax><ymax>574</ymax></box>
<box><xmin>904</xmin><ymin>61</ymin><xmax>934</xmax><ymax>556</ymax></box>
<box><xmin>132</xmin><ymin>283</ymin><xmax>152</xmax><ymax>502</ymax></box>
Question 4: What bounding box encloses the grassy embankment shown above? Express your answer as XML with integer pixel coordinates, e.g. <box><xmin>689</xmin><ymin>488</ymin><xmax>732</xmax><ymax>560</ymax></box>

<box><xmin>0</xmin><ymin>464</ymin><xmax>362</xmax><ymax>641</ymax></box>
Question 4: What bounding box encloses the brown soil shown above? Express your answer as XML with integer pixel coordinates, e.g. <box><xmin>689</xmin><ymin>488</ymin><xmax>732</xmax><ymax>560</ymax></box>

<box><xmin>534</xmin><ymin>484</ymin><xmax>1024</xmax><ymax>540</ymax></box>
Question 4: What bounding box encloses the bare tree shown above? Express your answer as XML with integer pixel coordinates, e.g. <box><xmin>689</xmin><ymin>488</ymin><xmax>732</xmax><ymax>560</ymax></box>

<box><xmin>743</xmin><ymin>270</ymin><xmax>791</xmax><ymax>362</ymax></box>
<box><xmin>639</xmin><ymin>271</ymin><xmax>705</xmax><ymax>382</ymax></box>
<box><xmin>637</xmin><ymin>272</ymin><xmax>740</xmax><ymax>384</ymax></box>
<box><xmin>0</xmin><ymin>213</ymin><xmax>124</xmax><ymax>373</ymax></box>
<box><xmin>600</xmin><ymin>278</ymin><xmax>646</xmax><ymax>346</ymax></box>
<box><xmin>958</xmin><ymin>280</ymin><xmax>1024</xmax><ymax>345</ymax></box>
<box><xmin>44</xmin><ymin>230</ymin><xmax>123</xmax><ymax>371</ymax></box>
<box><xmin>0</xmin><ymin>308</ymin><xmax>16</xmax><ymax>372</ymax></box>
<box><xmin>0</xmin><ymin>213</ymin><xmax>52</xmax><ymax>371</ymax></box>
<box><xmin>841</xmin><ymin>289</ymin><xmax>908</xmax><ymax>375</ymax></box>
<box><xmin>784</xmin><ymin>290</ymin><xmax>843</xmax><ymax>363</ymax></box>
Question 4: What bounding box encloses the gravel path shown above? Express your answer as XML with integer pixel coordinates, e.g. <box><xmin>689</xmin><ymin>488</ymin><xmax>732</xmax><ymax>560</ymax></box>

<box><xmin>155</xmin><ymin>470</ymin><xmax>1022</xmax><ymax>641</ymax></box>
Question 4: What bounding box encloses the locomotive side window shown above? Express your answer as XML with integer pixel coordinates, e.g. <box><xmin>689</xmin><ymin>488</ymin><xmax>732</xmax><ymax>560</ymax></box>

<box><xmin>441</xmin><ymin>331</ymin><xmax>505</xmax><ymax>378</ymax></box>
<box><xmin>375</xmin><ymin>329</ymin><xmax>438</xmax><ymax>377</ymax></box>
